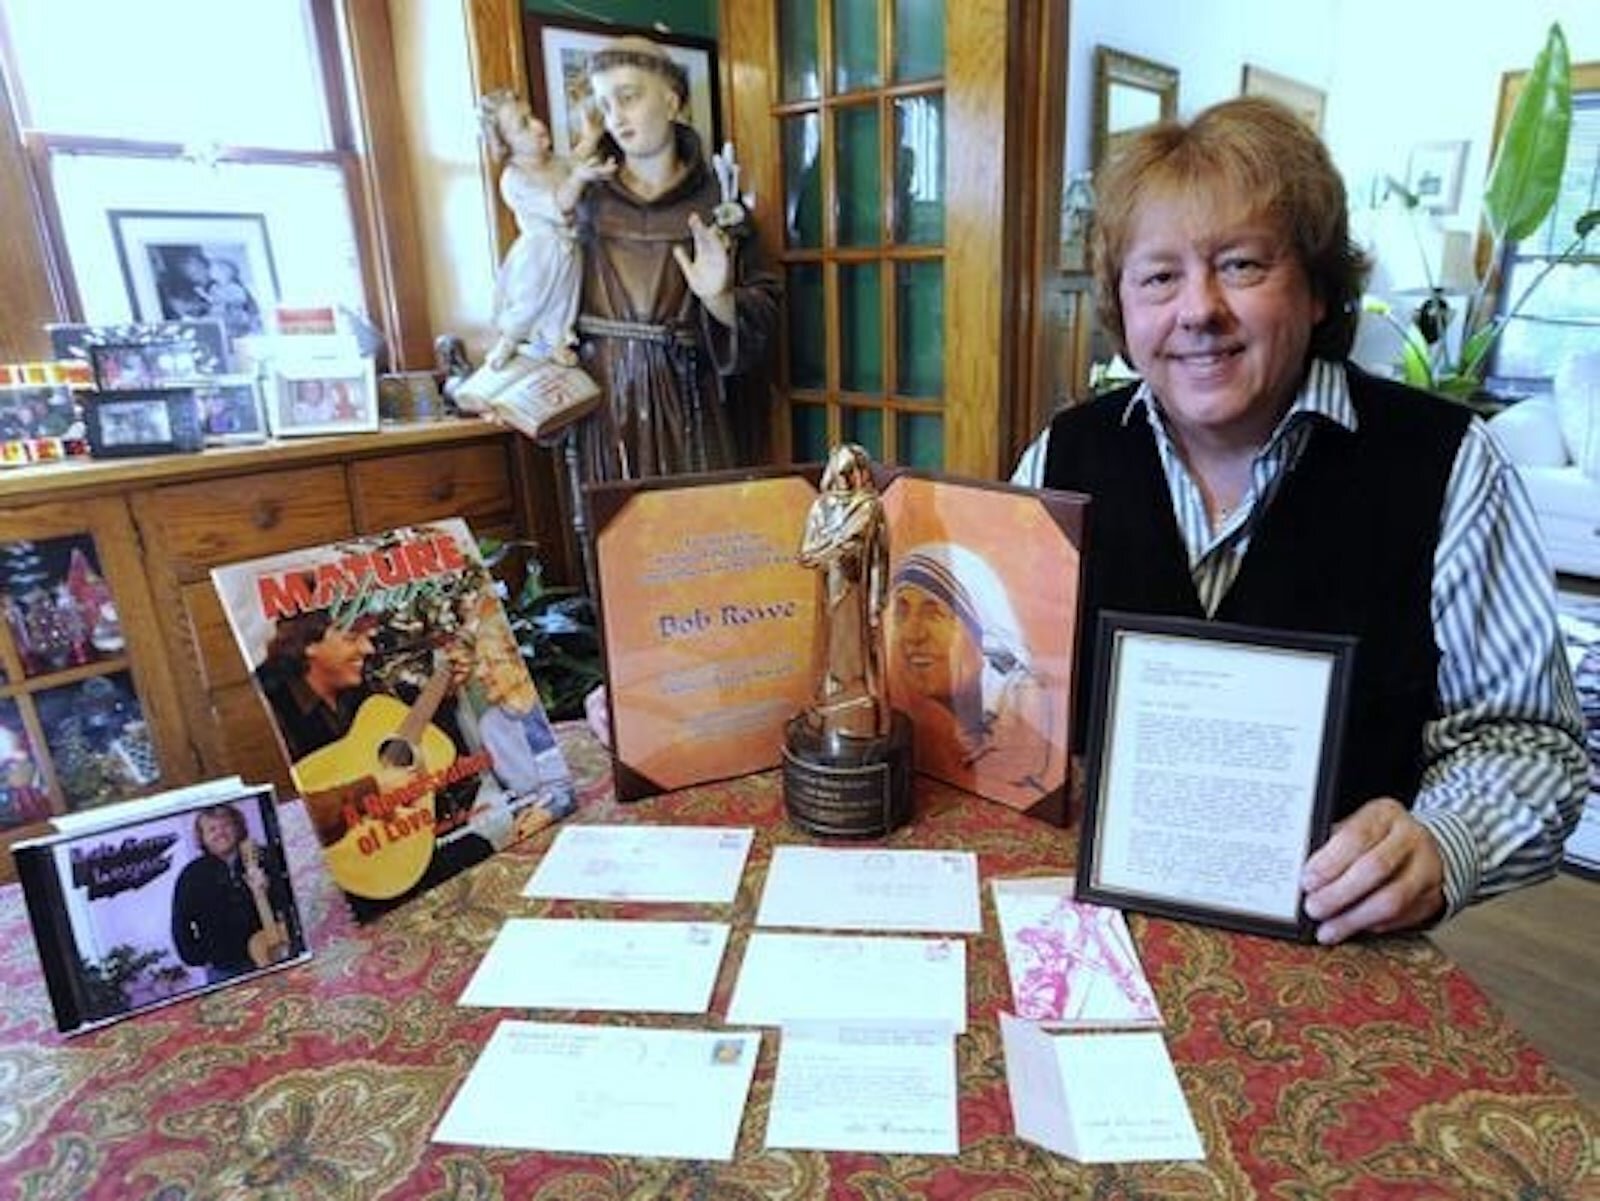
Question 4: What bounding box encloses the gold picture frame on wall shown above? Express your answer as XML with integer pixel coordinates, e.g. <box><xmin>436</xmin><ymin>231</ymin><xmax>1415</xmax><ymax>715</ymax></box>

<box><xmin>1092</xmin><ymin>46</ymin><xmax>1179</xmax><ymax>170</ymax></box>
<box><xmin>1240</xmin><ymin>65</ymin><xmax>1326</xmax><ymax>134</ymax></box>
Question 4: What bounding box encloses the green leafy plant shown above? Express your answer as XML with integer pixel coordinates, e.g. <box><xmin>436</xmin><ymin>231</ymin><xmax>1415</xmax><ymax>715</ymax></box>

<box><xmin>1367</xmin><ymin>22</ymin><xmax>1597</xmax><ymax>408</ymax></box>
<box><xmin>478</xmin><ymin>536</ymin><xmax>603</xmax><ymax>721</ymax></box>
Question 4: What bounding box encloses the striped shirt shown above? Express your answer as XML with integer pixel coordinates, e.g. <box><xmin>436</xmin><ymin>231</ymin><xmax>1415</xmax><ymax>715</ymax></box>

<box><xmin>1012</xmin><ymin>359</ymin><xmax>1587</xmax><ymax>916</ymax></box>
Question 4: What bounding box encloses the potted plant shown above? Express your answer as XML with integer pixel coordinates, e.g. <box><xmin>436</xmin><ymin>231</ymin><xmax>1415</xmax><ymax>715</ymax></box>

<box><xmin>478</xmin><ymin>536</ymin><xmax>603</xmax><ymax>722</ymax></box>
<box><xmin>1366</xmin><ymin>22</ymin><xmax>1597</xmax><ymax>410</ymax></box>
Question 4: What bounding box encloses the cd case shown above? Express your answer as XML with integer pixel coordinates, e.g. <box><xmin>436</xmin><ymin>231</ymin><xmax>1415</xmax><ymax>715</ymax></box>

<box><xmin>13</xmin><ymin>779</ymin><xmax>310</xmax><ymax>1035</ymax></box>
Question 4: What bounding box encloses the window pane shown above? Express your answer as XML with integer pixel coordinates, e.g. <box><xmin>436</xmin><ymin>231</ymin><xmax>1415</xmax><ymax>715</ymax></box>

<box><xmin>836</xmin><ymin>104</ymin><xmax>881</xmax><ymax>248</ymax></box>
<box><xmin>896</xmin><ymin>412</ymin><xmax>943</xmax><ymax>469</ymax></box>
<box><xmin>787</xmin><ymin>265</ymin><xmax>827</xmax><ymax>390</ymax></box>
<box><xmin>50</xmin><ymin>153</ymin><xmax>365</xmax><ymax>327</ymax></box>
<box><xmin>4</xmin><ymin>0</ymin><xmax>331</xmax><ymax>149</ymax></box>
<box><xmin>780</xmin><ymin>0</ymin><xmax>822</xmax><ymax>101</ymax></box>
<box><xmin>783</xmin><ymin>114</ymin><xmax>823</xmax><ymax>249</ymax></box>
<box><xmin>840</xmin><ymin>406</ymin><xmax>883</xmax><ymax>459</ymax></box>
<box><xmin>839</xmin><ymin>264</ymin><xmax>882</xmax><ymax>393</ymax></box>
<box><xmin>895</xmin><ymin>261</ymin><xmax>944</xmax><ymax>398</ymax></box>
<box><xmin>832</xmin><ymin>0</ymin><xmax>880</xmax><ymax>94</ymax></box>
<box><xmin>792</xmin><ymin>403</ymin><xmax>829</xmax><ymax>463</ymax></box>
<box><xmin>1490</xmin><ymin>260</ymin><xmax>1600</xmax><ymax>382</ymax></box>
<box><xmin>0</xmin><ymin>698</ymin><xmax>50</xmax><ymax>830</ymax></box>
<box><xmin>893</xmin><ymin>94</ymin><xmax>944</xmax><ymax>245</ymax></box>
<box><xmin>37</xmin><ymin>671</ymin><xmax>162</xmax><ymax>810</ymax></box>
<box><xmin>894</xmin><ymin>0</ymin><xmax>944</xmax><ymax>82</ymax></box>
<box><xmin>1</xmin><ymin>534</ymin><xmax>123</xmax><ymax>679</ymax></box>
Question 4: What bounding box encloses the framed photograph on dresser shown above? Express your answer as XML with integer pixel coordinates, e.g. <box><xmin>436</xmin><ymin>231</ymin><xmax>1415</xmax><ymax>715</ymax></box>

<box><xmin>1076</xmin><ymin>612</ymin><xmax>1355</xmax><ymax>941</ymax></box>
<box><xmin>266</xmin><ymin>358</ymin><xmax>378</xmax><ymax>437</ymax></box>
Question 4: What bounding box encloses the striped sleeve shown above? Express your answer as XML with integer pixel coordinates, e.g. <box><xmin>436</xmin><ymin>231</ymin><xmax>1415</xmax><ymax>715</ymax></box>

<box><xmin>1010</xmin><ymin>427</ymin><xmax>1049</xmax><ymax>488</ymax></box>
<box><xmin>1413</xmin><ymin>419</ymin><xmax>1588</xmax><ymax>915</ymax></box>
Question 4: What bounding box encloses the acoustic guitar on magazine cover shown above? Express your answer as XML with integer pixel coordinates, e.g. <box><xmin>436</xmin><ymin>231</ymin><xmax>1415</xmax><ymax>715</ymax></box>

<box><xmin>292</xmin><ymin>654</ymin><xmax>457</xmax><ymax>899</ymax></box>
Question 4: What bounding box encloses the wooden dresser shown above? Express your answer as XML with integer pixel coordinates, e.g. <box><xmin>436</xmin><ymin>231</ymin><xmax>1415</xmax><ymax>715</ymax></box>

<box><xmin>0</xmin><ymin>421</ymin><xmax>566</xmax><ymax>874</ymax></box>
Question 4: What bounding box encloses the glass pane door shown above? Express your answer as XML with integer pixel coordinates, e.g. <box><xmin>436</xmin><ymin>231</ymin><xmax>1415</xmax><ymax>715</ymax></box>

<box><xmin>0</xmin><ymin>529</ymin><xmax>165</xmax><ymax>831</ymax></box>
<box><xmin>777</xmin><ymin>0</ymin><xmax>947</xmax><ymax>469</ymax></box>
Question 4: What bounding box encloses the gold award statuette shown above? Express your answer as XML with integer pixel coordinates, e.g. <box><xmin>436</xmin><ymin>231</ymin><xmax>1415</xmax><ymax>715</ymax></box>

<box><xmin>782</xmin><ymin>444</ymin><xmax>913</xmax><ymax>837</ymax></box>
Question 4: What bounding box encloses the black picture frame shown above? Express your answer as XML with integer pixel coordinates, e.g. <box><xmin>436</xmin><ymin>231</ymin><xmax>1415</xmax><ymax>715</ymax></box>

<box><xmin>84</xmin><ymin>389</ymin><xmax>204</xmax><ymax>458</ymax></box>
<box><xmin>88</xmin><ymin>340</ymin><xmax>203</xmax><ymax>391</ymax></box>
<box><xmin>47</xmin><ymin>320</ymin><xmax>232</xmax><ymax>377</ymax></box>
<box><xmin>194</xmin><ymin>375</ymin><xmax>268</xmax><ymax>445</ymax></box>
<box><xmin>12</xmin><ymin>783</ymin><xmax>310</xmax><ymax>1036</ymax></box>
<box><xmin>1076</xmin><ymin>611</ymin><xmax>1355</xmax><ymax>942</ymax></box>
<box><xmin>106</xmin><ymin>209</ymin><xmax>279</xmax><ymax>338</ymax></box>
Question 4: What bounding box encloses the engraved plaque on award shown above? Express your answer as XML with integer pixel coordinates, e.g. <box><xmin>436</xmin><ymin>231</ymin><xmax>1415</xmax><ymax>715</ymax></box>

<box><xmin>782</xmin><ymin>444</ymin><xmax>913</xmax><ymax>837</ymax></box>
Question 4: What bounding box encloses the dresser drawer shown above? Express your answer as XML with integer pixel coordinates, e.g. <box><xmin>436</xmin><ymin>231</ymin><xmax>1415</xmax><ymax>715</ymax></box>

<box><xmin>134</xmin><ymin>466</ymin><xmax>355</xmax><ymax>579</ymax></box>
<box><xmin>211</xmin><ymin>681</ymin><xmax>293</xmax><ymax>795</ymax></box>
<box><xmin>349</xmin><ymin>442</ymin><xmax>512</xmax><ymax>532</ymax></box>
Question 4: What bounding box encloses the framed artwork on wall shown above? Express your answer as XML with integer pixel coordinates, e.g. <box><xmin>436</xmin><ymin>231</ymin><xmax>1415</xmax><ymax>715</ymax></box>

<box><xmin>522</xmin><ymin>13</ymin><xmax>720</xmax><ymax>159</ymax></box>
<box><xmin>1240</xmin><ymin>65</ymin><xmax>1326</xmax><ymax>135</ymax></box>
<box><xmin>1405</xmin><ymin>140</ymin><xmax>1470</xmax><ymax>216</ymax></box>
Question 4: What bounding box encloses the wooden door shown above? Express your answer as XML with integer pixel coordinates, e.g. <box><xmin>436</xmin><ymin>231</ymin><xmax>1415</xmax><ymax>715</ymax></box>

<box><xmin>725</xmin><ymin>0</ymin><xmax>1017</xmax><ymax>477</ymax></box>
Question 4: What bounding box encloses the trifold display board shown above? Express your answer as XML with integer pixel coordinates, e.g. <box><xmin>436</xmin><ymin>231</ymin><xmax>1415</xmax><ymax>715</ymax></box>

<box><xmin>589</xmin><ymin>465</ymin><xmax>1087</xmax><ymax>822</ymax></box>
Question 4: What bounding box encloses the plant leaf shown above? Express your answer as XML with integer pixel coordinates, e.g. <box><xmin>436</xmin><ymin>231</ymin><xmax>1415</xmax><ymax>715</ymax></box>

<box><xmin>1575</xmin><ymin>208</ymin><xmax>1600</xmax><ymax>238</ymax></box>
<box><xmin>1398</xmin><ymin>331</ymin><xmax>1434</xmax><ymax>389</ymax></box>
<box><xmin>1456</xmin><ymin>319</ymin><xmax>1503</xmax><ymax>380</ymax></box>
<box><xmin>1482</xmin><ymin>24</ymin><xmax>1572</xmax><ymax>245</ymax></box>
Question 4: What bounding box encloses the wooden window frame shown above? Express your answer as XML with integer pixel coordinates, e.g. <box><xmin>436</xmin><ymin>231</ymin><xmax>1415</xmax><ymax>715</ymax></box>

<box><xmin>0</xmin><ymin>0</ymin><xmax>430</xmax><ymax>370</ymax></box>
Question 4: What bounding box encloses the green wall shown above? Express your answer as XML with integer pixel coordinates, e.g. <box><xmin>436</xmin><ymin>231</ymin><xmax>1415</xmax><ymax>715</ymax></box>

<box><xmin>523</xmin><ymin>1</ymin><xmax>717</xmax><ymax>42</ymax></box>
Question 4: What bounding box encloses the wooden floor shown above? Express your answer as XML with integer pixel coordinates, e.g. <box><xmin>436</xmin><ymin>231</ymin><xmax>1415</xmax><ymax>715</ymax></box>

<box><xmin>1430</xmin><ymin>870</ymin><xmax>1600</xmax><ymax>1102</ymax></box>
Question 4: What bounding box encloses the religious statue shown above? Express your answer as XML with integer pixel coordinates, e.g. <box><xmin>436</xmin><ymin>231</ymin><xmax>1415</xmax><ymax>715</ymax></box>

<box><xmin>475</xmin><ymin>91</ymin><xmax>612</xmax><ymax>370</ymax></box>
<box><xmin>797</xmin><ymin>443</ymin><xmax>889</xmax><ymax>743</ymax></box>
<box><xmin>782</xmin><ymin>444</ymin><xmax>912</xmax><ymax>838</ymax></box>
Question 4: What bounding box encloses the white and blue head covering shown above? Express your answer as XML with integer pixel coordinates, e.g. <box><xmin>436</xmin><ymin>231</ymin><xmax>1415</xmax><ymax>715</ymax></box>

<box><xmin>891</xmin><ymin>542</ymin><xmax>1031</xmax><ymax>720</ymax></box>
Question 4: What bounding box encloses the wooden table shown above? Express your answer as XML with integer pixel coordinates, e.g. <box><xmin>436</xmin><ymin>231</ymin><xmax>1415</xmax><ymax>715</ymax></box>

<box><xmin>0</xmin><ymin>728</ymin><xmax>1593</xmax><ymax>1199</ymax></box>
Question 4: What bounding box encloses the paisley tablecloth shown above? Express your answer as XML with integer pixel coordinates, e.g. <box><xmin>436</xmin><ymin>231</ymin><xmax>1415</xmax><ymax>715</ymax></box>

<box><xmin>1</xmin><ymin>728</ymin><xmax>1594</xmax><ymax>1200</ymax></box>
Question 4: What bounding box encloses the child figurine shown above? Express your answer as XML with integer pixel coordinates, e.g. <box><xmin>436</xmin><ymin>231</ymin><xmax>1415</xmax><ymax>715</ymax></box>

<box><xmin>476</xmin><ymin>91</ymin><xmax>614</xmax><ymax>370</ymax></box>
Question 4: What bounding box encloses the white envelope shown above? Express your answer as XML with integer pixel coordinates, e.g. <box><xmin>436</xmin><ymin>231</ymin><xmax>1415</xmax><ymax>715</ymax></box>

<box><xmin>434</xmin><ymin>1020</ymin><xmax>760</xmax><ymax>1159</ymax></box>
<box><xmin>459</xmin><ymin>919</ymin><xmax>730</xmax><ymax>1014</ymax></box>
<box><xmin>727</xmin><ymin>932</ymin><xmax>968</xmax><ymax>1031</ymax></box>
<box><xmin>756</xmin><ymin>847</ymin><xmax>982</xmax><ymax>933</ymax></box>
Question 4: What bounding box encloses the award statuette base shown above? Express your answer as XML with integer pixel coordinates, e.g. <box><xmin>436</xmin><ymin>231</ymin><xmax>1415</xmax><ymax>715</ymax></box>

<box><xmin>781</xmin><ymin>711</ymin><xmax>914</xmax><ymax>839</ymax></box>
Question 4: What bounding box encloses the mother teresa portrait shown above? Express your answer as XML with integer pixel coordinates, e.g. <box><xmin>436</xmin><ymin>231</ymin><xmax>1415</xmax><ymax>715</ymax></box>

<box><xmin>887</xmin><ymin>542</ymin><xmax>1057</xmax><ymax>807</ymax></box>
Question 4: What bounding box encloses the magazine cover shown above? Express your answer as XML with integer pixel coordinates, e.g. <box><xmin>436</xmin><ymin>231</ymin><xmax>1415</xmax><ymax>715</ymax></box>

<box><xmin>210</xmin><ymin>519</ymin><xmax>576</xmax><ymax>922</ymax></box>
<box><xmin>13</xmin><ymin>781</ymin><xmax>309</xmax><ymax>1035</ymax></box>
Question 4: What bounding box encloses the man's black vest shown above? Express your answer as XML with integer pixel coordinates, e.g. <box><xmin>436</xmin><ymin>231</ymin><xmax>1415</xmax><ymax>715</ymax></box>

<box><xmin>1043</xmin><ymin>366</ymin><xmax>1471</xmax><ymax>817</ymax></box>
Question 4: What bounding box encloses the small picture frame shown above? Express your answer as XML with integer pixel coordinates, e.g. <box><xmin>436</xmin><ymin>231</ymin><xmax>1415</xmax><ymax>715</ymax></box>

<box><xmin>267</xmin><ymin>359</ymin><xmax>379</xmax><ymax>437</ymax></box>
<box><xmin>84</xmin><ymin>389</ymin><xmax>204</xmax><ymax>458</ymax></box>
<box><xmin>1405</xmin><ymin>140</ymin><xmax>1470</xmax><ymax>216</ymax></box>
<box><xmin>194</xmin><ymin>375</ymin><xmax>268</xmax><ymax>445</ymax></box>
<box><xmin>1076</xmin><ymin>612</ymin><xmax>1355</xmax><ymax>942</ymax></box>
<box><xmin>12</xmin><ymin>783</ymin><xmax>310</xmax><ymax>1035</ymax></box>
<box><xmin>88</xmin><ymin>340</ymin><xmax>203</xmax><ymax>391</ymax></box>
<box><xmin>48</xmin><ymin>319</ymin><xmax>231</xmax><ymax>379</ymax></box>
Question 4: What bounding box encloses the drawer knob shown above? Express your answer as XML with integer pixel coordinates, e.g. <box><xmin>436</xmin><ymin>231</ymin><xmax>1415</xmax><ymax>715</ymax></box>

<box><xmin>252</xmin><ymin>500</ymin><xmax>282</xmax><ymax>529</ymax></box>
<box><xmin>430</xmin><ymin>478</ymin><xmax>455</xmax><ymax>502</ymax></box>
